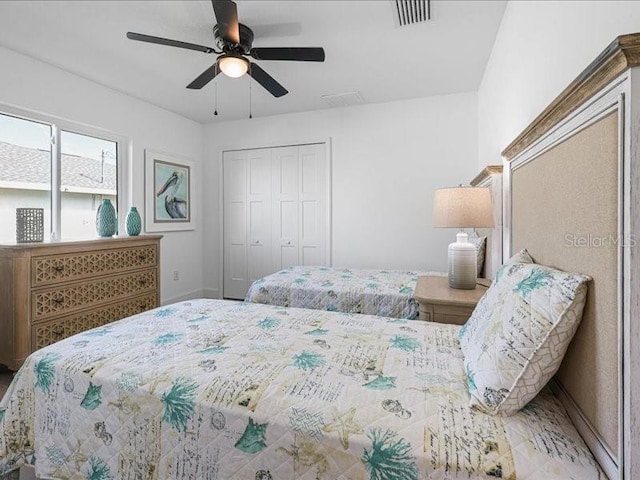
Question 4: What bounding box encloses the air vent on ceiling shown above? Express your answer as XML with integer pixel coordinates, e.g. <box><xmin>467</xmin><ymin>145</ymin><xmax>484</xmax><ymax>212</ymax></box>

<box><xmin>392</xmin><ymin>0</ymin><xmax>431</xmax><ymax>27</ymax></box>
<box><xmin>321</xmin><ymin>91</ymin><xmax>365</xmax><ymax>108</ymax></box>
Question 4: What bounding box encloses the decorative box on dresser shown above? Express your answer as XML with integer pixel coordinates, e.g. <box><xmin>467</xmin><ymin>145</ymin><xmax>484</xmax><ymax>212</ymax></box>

<box><xmin>0</xmin><ymin>235</ymin><xmax>162</xmax><ymax>371</ymax></box>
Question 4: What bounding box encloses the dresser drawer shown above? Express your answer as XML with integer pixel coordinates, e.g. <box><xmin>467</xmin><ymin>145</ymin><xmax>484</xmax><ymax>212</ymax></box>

<box><xmin>32</xmin><ymin>293</ymin><xmax>158</xmax><ymax>350</ymax></box>
<box><xmin>31</xmin><ymin>244</ymin><xmax>158</xmax><ymax>287</ymax></box>
<box><xmin>32</xmin><ymin>269</ymin><xmax>157</xmax><ymax>322</ymax></box>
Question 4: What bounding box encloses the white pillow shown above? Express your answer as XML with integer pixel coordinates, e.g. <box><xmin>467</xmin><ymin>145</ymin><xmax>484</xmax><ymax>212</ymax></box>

<box><xmin>469</xmin><ymin>235</ymin><xmax>487</xmax><ymax>277</ymax></box>
<box><xmin>501</xmin><ymin>248</ymin><xmax>533</xmax><ymax>267</ymax></box>
<box><xmin>458</xmin><ymin>249</ymin><xmax>591</xmax><ymax>415</ymax></box>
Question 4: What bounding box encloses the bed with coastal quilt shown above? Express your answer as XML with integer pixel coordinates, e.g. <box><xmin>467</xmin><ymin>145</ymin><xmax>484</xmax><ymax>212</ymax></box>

<box><xmin>245</xmin><ymin>266</ymin><xmax>437</xmax><ymax>319</ymax></box>
<box><xmin>0</xmin><ymin>296</ymin><xmax>603</xmax><ymax>479</ymax></box>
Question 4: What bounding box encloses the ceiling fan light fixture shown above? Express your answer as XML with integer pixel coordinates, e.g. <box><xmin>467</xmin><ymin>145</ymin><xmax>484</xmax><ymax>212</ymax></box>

<box><xmin>218</xmin><ymin>55</ymin><xmax>249</xmax><ymax>78</ymax></box>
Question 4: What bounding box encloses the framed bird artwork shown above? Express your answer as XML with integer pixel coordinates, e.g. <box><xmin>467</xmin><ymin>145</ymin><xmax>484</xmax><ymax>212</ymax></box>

<box><xmin>144</xmin><ymin>149</ymin><xmax>195</xmax><ymax>232</ymax></box>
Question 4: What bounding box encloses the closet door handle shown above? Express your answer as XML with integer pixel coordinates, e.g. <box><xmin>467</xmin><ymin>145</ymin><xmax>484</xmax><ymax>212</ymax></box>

<box><xmin>287</xmin><ymin>241</ymin><xmax>291</xmax><ymax>245</ymax></box>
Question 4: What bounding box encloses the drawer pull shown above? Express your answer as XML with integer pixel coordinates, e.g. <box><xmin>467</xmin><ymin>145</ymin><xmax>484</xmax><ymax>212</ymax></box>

<box><xmin>138</xmin><ymin>254</ymin><xmax>147</xmax><ymax>261</ymax></box>
<box><xmin>53</xmin><ymin>264</ymin><xmax>64</xmax><ymax>273</ymax></box>
<box><xmin>52</xmin><ymin>330</ymin><xmax>64</xmax><ymax>337</ymax></box>
<box><xmin>53</xmin><ymin>295</ymin><xmax>64</xmax><ymax>305</ymax></box>
<box><xmin>139</xmin><ymin>278</ymin><xmax>147</xmax><ymax>286</ymax></box>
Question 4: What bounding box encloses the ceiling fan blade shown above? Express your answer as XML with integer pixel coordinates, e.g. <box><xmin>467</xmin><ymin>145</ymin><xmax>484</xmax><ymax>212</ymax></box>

<box><xmin>248</xmin><ymin>63</ymin><xmax>288</xmax><ymax>97</ymax></box>
<box><xmin>212</xmin><ymin>0</ymin><xmax>240</xmax><ymax>45</ymax></box>
<box><xmin>186</xmin><ymin>64</ymin><xmax>220</xmax><ymax>89</ymax></box>
<box><xmin>127</xmin><ymin>32</ymin><xmax>215</xmax><ymax>54</ymax></box>
<box><xmin>249</xmin><ymin>47</ymin><xmax>325</xmax><ymax>62</ymax></box>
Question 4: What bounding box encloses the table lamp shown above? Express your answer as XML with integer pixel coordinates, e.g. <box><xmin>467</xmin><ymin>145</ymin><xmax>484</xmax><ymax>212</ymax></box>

<box><xmin>432</xmin><ymin>186</ymin><xmax>494</xmax><ymax>289</ymax></box>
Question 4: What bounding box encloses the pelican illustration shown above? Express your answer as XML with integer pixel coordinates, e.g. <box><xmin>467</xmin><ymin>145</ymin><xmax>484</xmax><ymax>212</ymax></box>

<box><xmin>156</xmin><ymin>171</ymin><xmax>188</xmax><ymax>219</ymax></box>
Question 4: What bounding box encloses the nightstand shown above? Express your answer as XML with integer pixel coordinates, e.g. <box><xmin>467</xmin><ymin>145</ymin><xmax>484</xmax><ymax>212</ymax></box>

<box><xmin>413</xmin><ymin>275</ymin><xmax>488</xmax><ymax>325</ymax></box>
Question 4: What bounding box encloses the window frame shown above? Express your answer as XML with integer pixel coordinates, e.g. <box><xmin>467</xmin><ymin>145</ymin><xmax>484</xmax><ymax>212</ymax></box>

<box><xmin>0</xmin><ymin>103</ymin><xmax>130</xmax><ymax>240</ymax></box>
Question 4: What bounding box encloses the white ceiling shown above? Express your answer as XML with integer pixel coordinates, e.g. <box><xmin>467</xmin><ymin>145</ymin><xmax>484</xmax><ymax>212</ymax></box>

<box><xmin>0</xmin><ymin>0</ymin><xmax>506</xmax><ymax>124</ymax></box>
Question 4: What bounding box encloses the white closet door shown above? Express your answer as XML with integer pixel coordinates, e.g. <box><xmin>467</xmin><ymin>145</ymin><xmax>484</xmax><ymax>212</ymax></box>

<box><xmin>271</xmin><ymin>146</ymin><xmax>300</xmax><ymax>271</ymax></box>
<box><xmin>247</xmin><ymin>148</ymin><xmax>273</xmax><ymax>286</ymax></box>
<box><xmin>223</xmin><ymin>142</ymin><xmax>329</xmax><ymax>299</ymax></box>
<box><xmin>223</xmin><ymin>150</ymin><xmax>248</xmax><ymax>299</ymax></box>
<box><xmin>299</xmin><ymin>143</ymin><xmax>327</xmax><ymax>266</ymax></box>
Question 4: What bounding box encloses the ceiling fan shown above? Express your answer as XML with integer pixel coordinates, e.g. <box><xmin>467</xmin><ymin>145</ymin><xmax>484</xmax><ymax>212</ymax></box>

<box><xmin>126</xmin><ymin>0</ymin><xmax>325</xmax><ymax>98</ymax></box>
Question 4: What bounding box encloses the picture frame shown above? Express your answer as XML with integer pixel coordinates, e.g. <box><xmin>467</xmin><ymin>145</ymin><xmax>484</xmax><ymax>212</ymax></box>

<box><xmin>144</xmin><ymin>150</ymin><xmax>195</xmax><ymax>232</ymax></box>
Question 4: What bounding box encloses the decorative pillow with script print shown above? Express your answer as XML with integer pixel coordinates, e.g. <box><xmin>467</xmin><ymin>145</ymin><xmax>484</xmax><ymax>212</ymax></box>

<box><xmin>458</xmin><ymin>249</ymin><xmax>591</xmax><ymax>415</ymax></box>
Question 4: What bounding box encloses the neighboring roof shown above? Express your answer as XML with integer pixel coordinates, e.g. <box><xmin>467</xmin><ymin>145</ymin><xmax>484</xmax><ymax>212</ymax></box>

<box><xmin>0</xmin><ymin>141</ymin><xmax>116</xmax><ymax>193</ymax></box>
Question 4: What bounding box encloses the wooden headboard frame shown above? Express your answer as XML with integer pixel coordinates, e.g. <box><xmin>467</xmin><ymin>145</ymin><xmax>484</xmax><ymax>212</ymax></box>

<box><xmin>470</xmin><ymin>165</ymin><xmax>503</xmax><ymax>279</ymax></box>
<box><xmin>501</xmin><ymin>34</ymin><xmax>640</xmax><ymax>480</ymax></box>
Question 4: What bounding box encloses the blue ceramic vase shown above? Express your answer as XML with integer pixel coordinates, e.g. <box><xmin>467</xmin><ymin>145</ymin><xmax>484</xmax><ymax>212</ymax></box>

<box><xmin>126</xmin><ymin>207</ymin><xmax>142</xmax><ymax>236</ymax></box>
<box><xmin>96</xmin><ymin>199</ymin><xmax>117</xmax><ymax>237</ymax></box>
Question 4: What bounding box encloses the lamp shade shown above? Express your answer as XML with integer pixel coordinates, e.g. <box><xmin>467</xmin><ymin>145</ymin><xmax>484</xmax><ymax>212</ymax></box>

<box><xmin>432</xmin><ymin>186</ymin><xmax>494</xmax><ymax>228</ymax></box>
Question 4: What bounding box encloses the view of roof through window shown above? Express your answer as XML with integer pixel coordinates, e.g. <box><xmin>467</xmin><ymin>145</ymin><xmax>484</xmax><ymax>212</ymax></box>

<box><xmin>0</xmin><ymin>112</ymin><xmax>118</xmax><ymax>241</ymax></box>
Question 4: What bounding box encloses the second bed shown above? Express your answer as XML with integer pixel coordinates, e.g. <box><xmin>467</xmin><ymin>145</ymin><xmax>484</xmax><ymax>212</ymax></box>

<box><xmin>244</xmin><ymin>266</ymin><xmax>440</xmax><ymax>319</ymax></box>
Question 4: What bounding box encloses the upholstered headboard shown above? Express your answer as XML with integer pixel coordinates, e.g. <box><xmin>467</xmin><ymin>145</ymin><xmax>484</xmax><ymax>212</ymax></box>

<box><xmin>508</xmin><ymin>112</ymin><xmax>619</xmax><ymax>472</ymax></box>
<box><xmin>501</xmin><ymin>34</ymin><xmax>640</xmax><ymax>480</ymax></box>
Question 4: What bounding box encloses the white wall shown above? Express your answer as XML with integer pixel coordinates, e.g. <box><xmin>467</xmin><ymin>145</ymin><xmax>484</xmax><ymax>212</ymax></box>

<box><xmin>203</xmin><ymin>92</ymin><xmax>478</xmax><ymax>296</ymax></box>
<box><xmin>478</xmin><ymin>1</ymin><xmax>640</xmax><ymax>168</ymax></box>
<box><xmin>0</xmin><ymin>46</ymin><xmax>204</xmax><ymax>303</ymax></box>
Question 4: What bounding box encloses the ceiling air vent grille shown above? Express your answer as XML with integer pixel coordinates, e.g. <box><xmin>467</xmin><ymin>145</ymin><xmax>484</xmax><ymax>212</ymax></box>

<box><xmin>393</xmin><ymin>0</ymin><xmax>431</xmax><ymax>27</ymax></box>
<box><xmin>321</xmin><ymin>92</ymin><xmax>365</xmax><ymax>108</ymax></box>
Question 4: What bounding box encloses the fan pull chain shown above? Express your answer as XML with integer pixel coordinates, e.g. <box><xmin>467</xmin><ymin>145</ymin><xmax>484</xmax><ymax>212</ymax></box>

<box><xmin>214</xmin><ymin>81</ymin><xmax>218</xmax><ymax>116</ymax></box>
<box><xmin>249</xmin><ymin>72</ymin><xmax>253</xmax><ymax>119</ymax></box>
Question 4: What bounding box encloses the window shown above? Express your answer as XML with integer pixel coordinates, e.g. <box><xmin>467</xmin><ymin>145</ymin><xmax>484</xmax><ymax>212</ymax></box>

<box><xmin>60</xmin><ymin>131</ymin><xmax>117</xmax><ymax>238</ymax></box>
<box><xmin>0</xmin><ymin>109</ymin><xmax>123</xmax><ymax>242</ymax></box>
<box><xmin>0</xmin><ymin>114</ymin><xmax>51</xmax><ymax>242</ymax></box>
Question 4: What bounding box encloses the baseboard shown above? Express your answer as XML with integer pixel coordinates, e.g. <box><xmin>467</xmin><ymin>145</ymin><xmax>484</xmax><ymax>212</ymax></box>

<box><xmin>549</xmin><ymin>378</ymin><xmax>617</xmax><ymax>479</ymax></box>
<box><xmin>161</xmin><ymin>288</ymin><xmax>221</xmax><ymax>306</ymax></box>
<box><xmin>202</xmin><ymin>288</ymin><xmax>221</xmax><ymax>299</ymax></box>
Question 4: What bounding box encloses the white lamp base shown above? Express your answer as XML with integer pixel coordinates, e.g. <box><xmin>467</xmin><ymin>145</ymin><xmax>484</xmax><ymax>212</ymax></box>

<box><xmin>447</xmin><ymin>231</ymin><xmax>477</xmax><ymax>290</ymax></box>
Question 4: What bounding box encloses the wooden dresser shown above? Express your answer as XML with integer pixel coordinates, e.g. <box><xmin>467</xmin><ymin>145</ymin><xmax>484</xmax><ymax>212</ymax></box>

<box><xmin>0</xmin><ymin>235</ymin><xmax>162</xmax><ymax>370</ymax></box>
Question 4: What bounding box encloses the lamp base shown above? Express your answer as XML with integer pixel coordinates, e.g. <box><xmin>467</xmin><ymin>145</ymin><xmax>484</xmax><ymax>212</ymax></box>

<box><xmin>448</xmin><ymin>231</ymin><xmax>477</xmax><ymax>290</ymax></box>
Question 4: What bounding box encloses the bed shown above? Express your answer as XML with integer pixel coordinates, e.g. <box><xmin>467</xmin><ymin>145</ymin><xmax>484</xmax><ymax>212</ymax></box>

<box><xmin>244</xmin><ymin>266</ymin><xmax>441</xmax><ymax>319</ymax></box>
<box><xmin>0</xmin><ymin>299</ymin><xmax>603</xmax><ymax>479</ymax></box>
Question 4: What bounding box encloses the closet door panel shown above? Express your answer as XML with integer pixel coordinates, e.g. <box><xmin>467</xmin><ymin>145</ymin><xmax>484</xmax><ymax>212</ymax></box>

<box><xmin>301</xmin><ymin>200</ymin><xmax>322</xmax><ymax>265</ymax></box>
<box><xmin>279</xmin><ymin>153</ymin><xmax>298</xmax><ymax>194</ymax></box>
<box><xmin>223</xmin><ymin>151</ymin><xmax>248</xmax><ymax>299</ymax></box>
<box><xmin>279</xmin><ymin>201</ymin><xmax>297</xmax><ymax>240</ymax></box>
<box><xmin>249</xmin><ymin>155</ymin><xmax>270</xmax><ymax>197</ymax></box>
<box><xmin>301</xmin><ymin>155</ymin><xmax>318</xmax><ymax>194</ymax></box>
<box><xmin>277</xmin><ymin>200</ymin><xmax>298</xmax><ymax>269</ymax></box>
<box><xmin>299</xmin><ymin>144</ymin><xmax>327</xmax><ymax>266</ymax></box>
<box><xmin>248</xmin><ymin>201</ymin><xmax>271</xmax><ymax>282</ymax></box>
<box><xmin>272</xmin><ymin>146</ymin><xmax>300</xmax><ymax>271</ymax></box>
<box><xmin>229</xmin><ymin>202</ymin><xmax>245</xmax><ymax>243</ymax></box>
<box><xmin>247</xmin><ymin>149</ymin><xmax>272</xmax><ymax>285</ymax></box>
<box><xmin>228</xmin><ymin>243</ymin><xmax>246</xmax><ymax>289</ymax></box>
